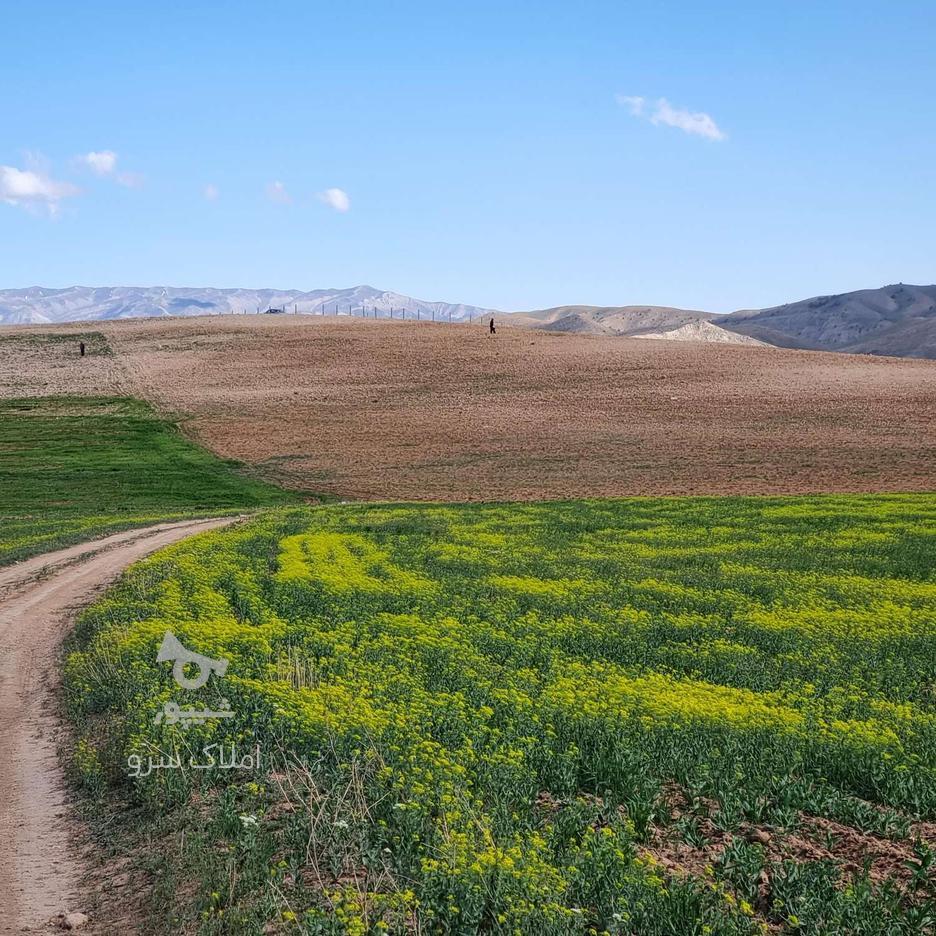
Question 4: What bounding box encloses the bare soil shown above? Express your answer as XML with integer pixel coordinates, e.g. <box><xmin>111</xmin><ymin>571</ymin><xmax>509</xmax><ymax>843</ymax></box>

<box><xmin>642</xmin><ymin>812</ymin><xmax>936</xmax><ymax>898</ymax></box>
<box><xmin>110</xmin><ymin>316</ymin><xmax>936</xmax><ymax>499</ymax></box>
<box><xmin>0</xmin><ymin>518</ymin><xmax>239</xmax><ymax>935</ymax></box>
<box><xmin>3</xmin><ymin>315</ymin><xmax>935</xmax><ymax>500</ymax></box>
<box><xmin>0</xmin><ymin>332</ymin><xmax>124</xmax><ymax>400</ymax></box>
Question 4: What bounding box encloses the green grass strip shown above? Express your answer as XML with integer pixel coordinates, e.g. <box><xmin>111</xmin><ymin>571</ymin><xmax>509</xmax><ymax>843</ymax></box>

<box><xmin>0</xmin><ymin>395</ymin><xmax>301</xmax><ymax>565</ymax></box>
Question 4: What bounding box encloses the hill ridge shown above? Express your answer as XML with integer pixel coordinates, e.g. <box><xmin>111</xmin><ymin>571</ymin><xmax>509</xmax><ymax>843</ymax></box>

<box><xmin>506</xmin><ymin>283</ymin><xmax>936</xmax><ymax>358</ymax></box>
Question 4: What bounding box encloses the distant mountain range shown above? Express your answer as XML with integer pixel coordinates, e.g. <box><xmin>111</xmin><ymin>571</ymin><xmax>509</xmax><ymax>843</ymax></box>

<box><xmin>509</xmin><ymin>284</ymin><xmax>936</xmax><ymax>359</ymax></box>
<box><xmin>0</xmin><ymin>284</ymin><xmax>496</xmax><ymax>325</ymax></box>
<box><xmin>3</xmin><ymin>282</ymin><xmax>936</xmax><ymax>359</ymax></box>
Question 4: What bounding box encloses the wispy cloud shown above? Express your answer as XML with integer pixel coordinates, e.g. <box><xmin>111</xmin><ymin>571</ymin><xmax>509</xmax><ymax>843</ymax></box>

<box><xmin>266</xmin><ymin>180</ymin><xmax>291</xmax><ymax>204</ymax></box>
<box><xmin>80</xmin><ymin>150</ymin><xmax>118</xmax><ymax>175</ymax></box>
<box><xmin>616</xmin><ymin>94</ymin><xmax>725</xmax><ymax>141</ymax></box>
<box><xmin>203</xmin><ymin>183</ymin><xmax>220</xmax><ymax>201</ymax></box>
<box><xmin>77</xmin><ymin>150</ymin><xmax>145</xmax><ymax>187</ymax></box>
<box><xmin>116</xmin><ymin>170</ymin><xmax>145</xmax><ymax>188</ymax></box>
<box><xmin>0</xmin><ymin>164</ymin><xmax>79</xmax><ymax>216</ymax></box>
<box><xmin>616</xmin><ymin>95</ymin><xmax>647</xmax><ymax>117</ymax></box>
<box><xmin>317</xmin><ymin>187</ymin><xmax>350</xmax><ymax>213</ymax></box>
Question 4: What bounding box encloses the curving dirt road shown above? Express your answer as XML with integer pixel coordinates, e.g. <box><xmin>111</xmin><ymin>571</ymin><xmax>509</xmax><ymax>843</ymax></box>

<box><xmin>0</xmin><ymin>517</ymin><xmax>241</xmax><ymax>934</ymax></box>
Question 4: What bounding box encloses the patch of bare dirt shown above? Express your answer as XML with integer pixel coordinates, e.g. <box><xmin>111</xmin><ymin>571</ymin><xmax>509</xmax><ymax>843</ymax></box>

<box><xmin>0</xmin><ymin>330</ymin><xmax>125</xmax><ymax>400</ymax></box>
<box><xmin>641</xmin><ymin>809</ymin><xmax>935</xmax><ymax>897</ymax></box>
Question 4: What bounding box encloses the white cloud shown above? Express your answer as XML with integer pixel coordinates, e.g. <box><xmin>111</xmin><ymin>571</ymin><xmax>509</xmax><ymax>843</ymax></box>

<box><xmin>266</xmin><ymin>180</ymin><xmax>291</xmax><ymax>204</ymax></box>
<box><xmin>0</xmin><ymin>165</ymin><xmax>79</xmax><ymax>216</ymax></box>
<box><xmin>317</xmin><ymin>187</ymin><xmax>350</xmax><ymax>213</ymax></box>
<box><xmin>616</xmin><ymin>94</ymin><xmax>725</xmax><ymax>141</ymax></box>
<box><xmin>650</xmin><ymin>98</ymin><xmax>725</xmax><ymax>141</ymax></box>
<box><xmin>203</xmin><ymin>183</ymin><xmax>220</xmax><ymax>201</ymax></box>
<box><xmin>80</xmin><ymin>150</ymin><xmax>118</xmax><ymax>175</ymax></box>
<box><xmin>76</xmin><ymin>150</ymin><xmax>144</xmax><ymax>187</ymax></box>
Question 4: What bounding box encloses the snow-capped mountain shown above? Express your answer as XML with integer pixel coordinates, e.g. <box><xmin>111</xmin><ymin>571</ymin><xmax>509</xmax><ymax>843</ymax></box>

<box><xmin>0</xmin><ymin>285</ymin><xmax>499</xmax><ymax>325</ymax></box>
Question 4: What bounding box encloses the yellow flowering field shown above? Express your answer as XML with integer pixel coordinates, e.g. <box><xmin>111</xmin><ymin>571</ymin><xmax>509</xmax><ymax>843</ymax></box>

<box><xmin>66</xmin><ymin>494</ymin><xmax>936</xmax><ymax>934</ymax></box>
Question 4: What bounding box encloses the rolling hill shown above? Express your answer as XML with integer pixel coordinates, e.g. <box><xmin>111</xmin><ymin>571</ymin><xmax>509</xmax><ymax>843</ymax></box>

<box><xmin>508</xmin><ymin>284</ymin><xmax>936</xmax><ymax>358</ymax></box>
<box><xmin>719</xmin><ymin>283</ymin><xmax>936</xmax><ymax>358</ymax></box>
<box><xmin>506</xmin><ymin>304</ymin><xmax>714</xmax><ymax>337</ymax></box>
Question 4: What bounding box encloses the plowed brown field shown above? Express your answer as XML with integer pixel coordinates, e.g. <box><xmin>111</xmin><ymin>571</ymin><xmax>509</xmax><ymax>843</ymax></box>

<box><xmin>5</xmin><ymin>315</ymin><xmax>935</xmax><ymax>500</ymax></box>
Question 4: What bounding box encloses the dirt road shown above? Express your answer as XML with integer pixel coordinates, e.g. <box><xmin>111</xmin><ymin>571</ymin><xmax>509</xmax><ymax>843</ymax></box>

<box><xmin>0</xmin><ymin>517</ymin><xmax>241</xmax><ymax>934</ymax></box>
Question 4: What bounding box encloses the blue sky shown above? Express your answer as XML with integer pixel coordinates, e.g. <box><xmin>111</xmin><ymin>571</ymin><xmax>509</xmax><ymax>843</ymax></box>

<box><xmin>2</xmin><ymin>1</ymin><xmax>935</xmax><ymax>311</ymax></box>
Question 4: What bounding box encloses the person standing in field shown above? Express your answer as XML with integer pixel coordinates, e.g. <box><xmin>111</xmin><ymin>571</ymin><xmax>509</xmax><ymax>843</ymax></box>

<box><xmin>489</xmin><ymin>317</ymin><xmax>496</xmax><ymax>335</ymax></box>
<box><xmin>79</xmin><ymin>341</ymin><xmax>85</xmax><ymax>357</ymax></box>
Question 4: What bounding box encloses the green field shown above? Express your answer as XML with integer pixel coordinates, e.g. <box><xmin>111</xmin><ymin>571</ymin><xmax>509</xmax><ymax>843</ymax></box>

<box><xmin>66</xmin><ymin>495</ymin><xmax>936</xmax><ymax>934</ymax></box>
<box><xmin>0</xmin><ymin>396</ymin><xmax>300</xmax><ymax>565</ymax></box>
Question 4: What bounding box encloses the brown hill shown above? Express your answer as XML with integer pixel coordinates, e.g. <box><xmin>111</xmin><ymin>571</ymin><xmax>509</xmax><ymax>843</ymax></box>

<box><xmin>511</xmin><ymin>285</ymin><xmax>936</xmax><ymax>358</ymax></box>
<box><xmin>507</xmin><ymin>305</ymin><xmax>713</xmax><ymax>337</ymax></box>
<box><xmin>6</xmin><ymin>316</ymin><xmax>933</xmax><ymax>501</ymax></box>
